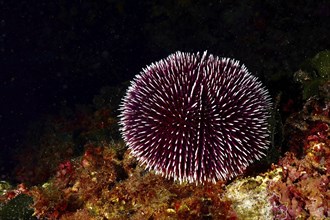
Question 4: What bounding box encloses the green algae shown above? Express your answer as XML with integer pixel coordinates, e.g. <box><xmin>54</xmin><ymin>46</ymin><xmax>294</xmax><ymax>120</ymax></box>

<box><xmin>295</xmin><ymin>50</ymin><xmax>330</xmax><ymax>100</ymax></box>
<box><xmin>0</xmin><ymin>194</ymin><xmax>35</xmax><ymax>220</ymax></box>
<box><xmin>310</xmin><ymin>50</ymin><xmax>330</xmax><ymax>78</ymax></box>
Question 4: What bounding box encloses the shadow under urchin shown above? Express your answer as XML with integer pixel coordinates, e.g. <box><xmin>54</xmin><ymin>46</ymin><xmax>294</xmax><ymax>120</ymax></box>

<box><xmin>119</xmin><ymin>51</ymin><xmax>272</xmax><ymax>185</ymax></box>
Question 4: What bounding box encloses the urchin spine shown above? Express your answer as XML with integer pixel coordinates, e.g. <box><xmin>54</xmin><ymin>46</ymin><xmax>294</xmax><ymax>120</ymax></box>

<box><xmin>119</xmin><ymin>51</ymin><xmax>271</xmax><ymax>184</ymax></box>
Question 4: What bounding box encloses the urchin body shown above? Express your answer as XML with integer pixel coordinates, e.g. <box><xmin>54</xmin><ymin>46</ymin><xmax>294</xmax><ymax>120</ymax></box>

<box><xmin>119</xmin><ymin>51</ymin><xmax>271</xmax><ymax>184</ymax></box>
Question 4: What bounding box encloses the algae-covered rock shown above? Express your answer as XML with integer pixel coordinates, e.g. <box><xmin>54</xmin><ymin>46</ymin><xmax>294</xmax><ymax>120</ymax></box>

<box><xmin>224</xmin><ymin>168</ymin><xmax>282</xmax><ymax>220</ymax></box>
<box><xmin>0</xmin><ymin>194</ymin><xmax>36</xmax><ymax>220</ymax></box>
<box><xmin>0</xmin><ymin>181</ymin><xmax>12</xmax><ymax>196</ymax></box>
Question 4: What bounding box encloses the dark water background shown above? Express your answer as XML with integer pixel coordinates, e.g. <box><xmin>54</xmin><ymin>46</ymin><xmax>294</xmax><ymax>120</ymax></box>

<box><xmin>1</xmin><ymin>0</ymin><xmax>329</xmax><ymax>181</ymax></box>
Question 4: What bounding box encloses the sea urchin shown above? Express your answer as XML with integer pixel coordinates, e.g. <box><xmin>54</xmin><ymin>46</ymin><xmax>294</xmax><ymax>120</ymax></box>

<box><xmin>119</xmin><ymin>51</ymin><xmax>272</xmax><ymax>184</ymax></box>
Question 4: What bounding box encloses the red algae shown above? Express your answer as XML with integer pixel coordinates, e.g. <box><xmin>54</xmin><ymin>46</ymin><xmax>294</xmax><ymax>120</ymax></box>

<box><xmin>269</xmin><ymin>97</ymin><xmax>330</xmax><ymax>219</ymax></box>
<box><xmin>26</xmin><ymin>143</ymin><xmax>236</xmax><ymax>219</ymax></box>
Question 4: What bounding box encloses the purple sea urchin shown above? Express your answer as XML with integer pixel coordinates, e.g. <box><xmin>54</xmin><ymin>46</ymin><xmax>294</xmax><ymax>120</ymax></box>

<box><xmin>119</xmin><ymin>51</ymin><xmax>272</xmax><ymax>184</ymax></box>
